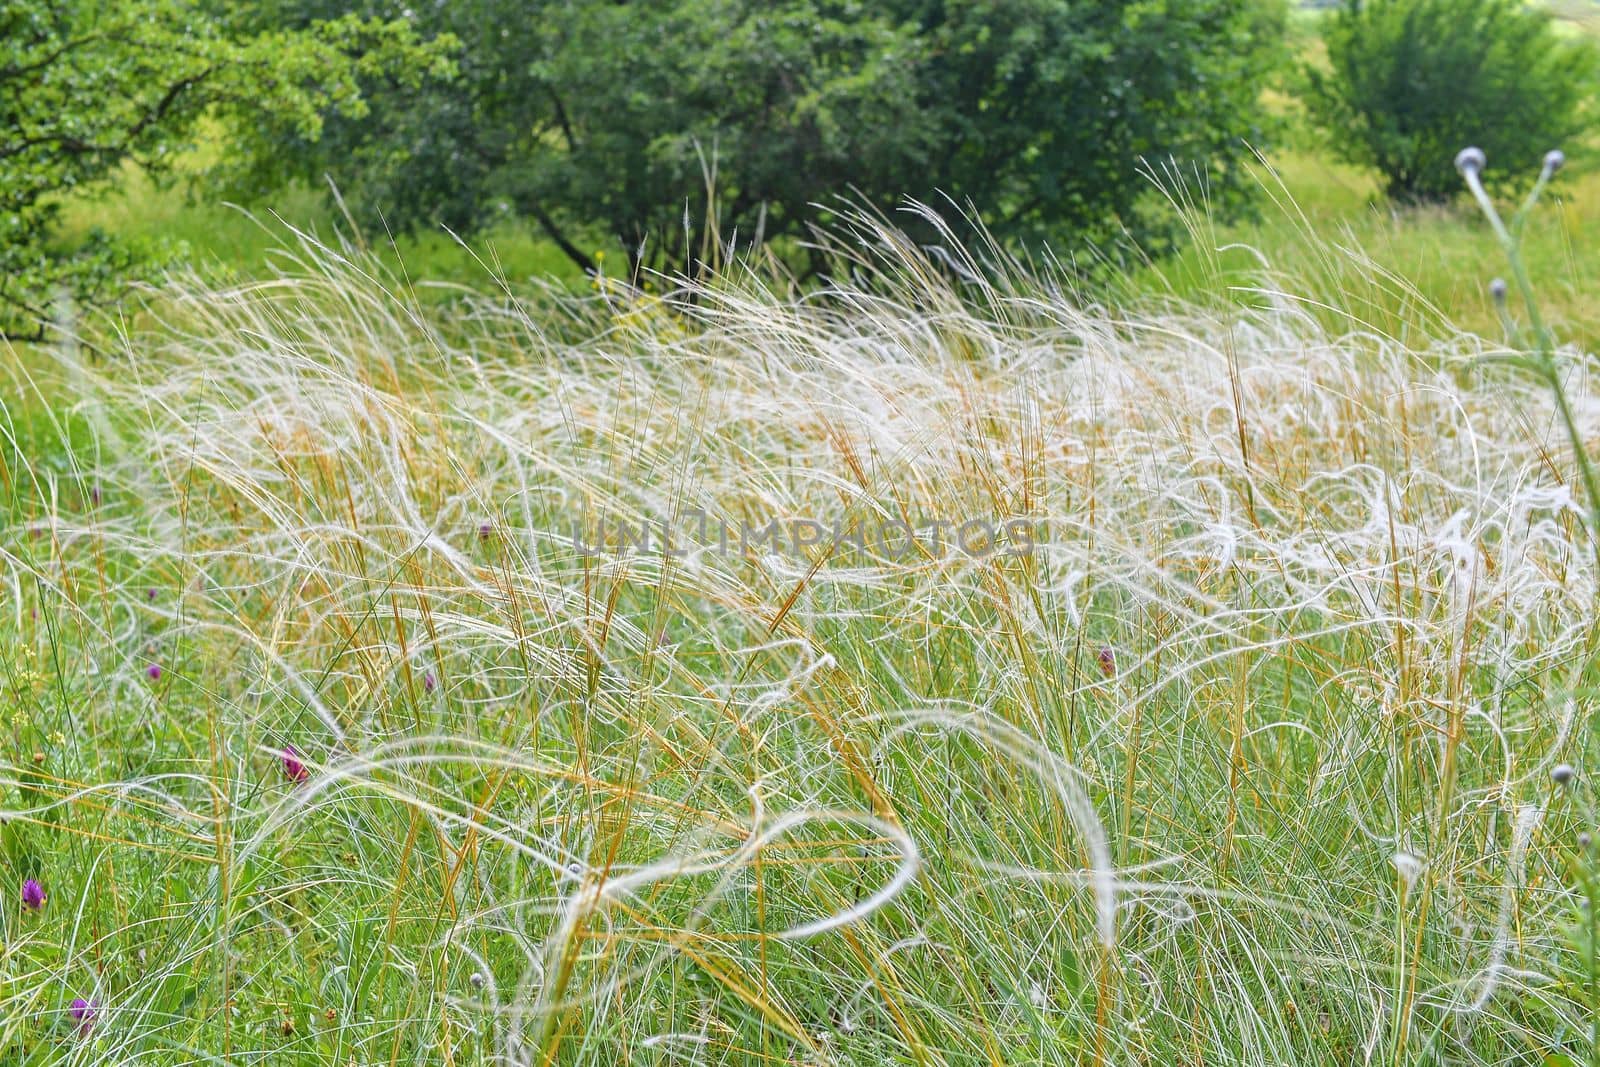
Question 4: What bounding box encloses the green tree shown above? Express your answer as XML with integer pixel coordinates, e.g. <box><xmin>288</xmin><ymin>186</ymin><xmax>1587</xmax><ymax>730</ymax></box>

<box><xmin>237</xmin><ymin>0</ymin><xmax>1285</xmax><ymax>278</ymax></box>
<box><xmin>1305</xmin><ymin>0</ymin><xmax>1596</xmax><ymax>203</ymax></box>
<box><xmin>0</xmin><ymin>0</ymin><xmax>449</xmax><ymax>340</ymax></box>
<box><xmin>881</xmin><ymin>0</ymin><xmax>1286</xmax><ymax>261</ymax></box>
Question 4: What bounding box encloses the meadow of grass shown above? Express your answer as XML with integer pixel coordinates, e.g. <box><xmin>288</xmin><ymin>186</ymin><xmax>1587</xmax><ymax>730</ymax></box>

<box><xmin>8</xmin><ymin>10</ymin><xmax>1600</xmax><ymax>1054</ymax></box>
<box><xmin>60</xmin><ymin>133</ymin><xmax>1600</xmax><ymax>360</ymax></box>
<box><xmin>1136</xmin><ymin>149</ymin><xmax>1600</xmax><ymax>352</ymax></box>
<box><xmin>2</xmin><ymin>197</ymin><xmax>1600</xmax><ymax>1064</ymax></box>
<box><xmin>53</xmin><ymin>157</ymin><xmax>592</xmax><ymax>298</ymax></box>
<box><xmin>1126</xmin><ymin>1</ymin><xmax>1600</xmax><ymax>350</ymax></box>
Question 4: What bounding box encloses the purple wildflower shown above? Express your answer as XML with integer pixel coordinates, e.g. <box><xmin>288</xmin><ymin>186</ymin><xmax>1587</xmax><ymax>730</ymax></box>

<box><xmin>69</xmin><ymin>997</ymin><xmax>96</xmax><ymax>1034</ymax></box>
<box><xmin>423</xmin><ymin>670</ymin><xmax>436</xmax><ymax>694</ymax></box>
<box><xmin>1096</xmin><ymin>645</ymin><xmax>1116</xmax><ymax>678</ymax></box>
<box><xmin>281</xmin><ymin>746</ymin><xmax>309</xmax><ymax>784</ymax></box>
<box><xmin>146</xmin><ymin>588</ymin><xmax>158</xmax><ymax>602</ymax></box>
<box><xmin>145</xmin><ymin>664</ymin><xmax>161</xmax><ymax>681</ymax></box>
<box><xmin>478</xmin><ymin>521</ymin><xmax>493</xmax><ymax>542</ymax></box>
<box><xmin>90</xmin><ymin>485</ymin><xmax>101</xmax><ymax>506</ymax></box>
<box><xmin>21</xmin><ymin>878</ymin><xmax>44</xmax><ymax>911</ymax></box>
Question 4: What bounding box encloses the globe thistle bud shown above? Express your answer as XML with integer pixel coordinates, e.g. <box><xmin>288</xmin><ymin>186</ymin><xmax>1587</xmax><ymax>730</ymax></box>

<box><xmin>1454</xmin><ymin>146</ymin><xmax>1486</xmax><ymax>175</ymax></box>
<box><xmin>1544</xmin><ymin>149</ymin><xmax>1566</xmax><ymax>175</ymax></box>
<box><xmin>1489</xmin><ymin>278</ymin><xmax>1508</xmax><ymax>305</ymax></box>
<box><xmin>1580</xmin><ymin>831</ymin><xmax>1593</xmax><ymax>851</ymax></box>
<box><xmin>1553</xmin><ymin>763</ymin><xmax>1577</xmax><ymax>786</ymax></box>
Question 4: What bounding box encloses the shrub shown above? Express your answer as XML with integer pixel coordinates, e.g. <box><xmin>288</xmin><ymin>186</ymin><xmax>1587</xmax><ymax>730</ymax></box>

<box><xmin>0</xmin><ymin>0</ymin><xmax>449</xmax><ymax>342</ymax></box>
<box><xmin>234</xmin><ymin>0</ymin><xmax>1288</xmax><ymax>276</ymax></box>
<box><xmin>1305</xmin><ymin>0</ymin><xmax>1596</xmax><ymax>204</ymax></box>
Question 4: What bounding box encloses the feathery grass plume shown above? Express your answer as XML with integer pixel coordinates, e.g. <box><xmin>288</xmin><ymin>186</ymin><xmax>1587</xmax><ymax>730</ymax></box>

<box><xmin>12</xmin><ymin>201</ymin><xmax>1600</xmax><ymax>1064</ymax></box>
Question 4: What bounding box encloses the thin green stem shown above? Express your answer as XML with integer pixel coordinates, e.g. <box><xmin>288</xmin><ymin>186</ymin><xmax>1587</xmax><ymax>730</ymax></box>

<box><xmin>1462</xmin><ymin>163</ymin><xmax>1600</xmax><ymax>569</ymax></box>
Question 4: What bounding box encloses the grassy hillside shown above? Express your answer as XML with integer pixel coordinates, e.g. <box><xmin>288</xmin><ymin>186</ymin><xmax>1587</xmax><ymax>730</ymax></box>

<box><xmin>1</xmin><ymin>215</ymin><xmax>1597</xmax><ymax>1063</ymax></box>
<box><xmin>1134</xmin><ymin>150</ymin><xmax>1600</xmax><ymax>353</ymax></box>
<box><xmin>52</xmin><ymin>143</ymin><xmax>1600</xmax><ymax>362</ymax></box>
<box><xmin>4</xmin><ymin>6</ymin><xmax>1600</xmax><ymax>1062</ymax></box>
<box><xmin>53</xmin><ymin>158</ymin><xmax>592</xmax><ymax>296</ymax></box>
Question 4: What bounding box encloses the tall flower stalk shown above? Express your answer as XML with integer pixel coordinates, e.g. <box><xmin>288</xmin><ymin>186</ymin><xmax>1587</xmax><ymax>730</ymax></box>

<box><xmin>1458</xmin><ymin>147</ymin><xmax>1600</xmax><ymax>1064</ymax></box>
<box><xmin>1456</xmin><ymin>147</ymin><xmax>1600</xmax><ymax>568</ymax></box>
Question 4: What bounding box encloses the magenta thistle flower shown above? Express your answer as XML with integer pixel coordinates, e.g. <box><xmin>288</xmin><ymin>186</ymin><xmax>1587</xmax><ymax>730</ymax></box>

<box><xmin>281</xmin><ymin>745</ymin><xmax>309</xmax><ymax>784</ymax></box>
<box><xmin>423</xmin><ymin>670</ymin><xmax>436</xmax><ymax>694</ymax></box>
<box><xmin>478</xmin><ymin>521</ymin><xmax>493</xmax><ymax>541</ymax></box>
<box><xmin>21</xmin><ymin>878</ymin><xmax>44</xmax><ymax>910</ymax></box>
<box><xmin>69</xmin><ymin>997</ymin><xmax>96</xmax><ymax>1034</ymax></box>
<box><xmin>145</xmin><ymin>664</ymin><xmax>161</xmax><ymax>681</ymax></box>
<box><xmin>1096</xmin><ymin>645</ymin><xmax>1116</xmax><ymax>678</ymax></box>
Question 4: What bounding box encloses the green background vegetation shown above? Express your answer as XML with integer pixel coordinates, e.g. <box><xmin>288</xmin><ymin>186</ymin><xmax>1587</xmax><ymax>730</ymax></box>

<box><xmin>23</xmin><ymin>1</ymin><xmax>1600</xmax><ymax>350</ymax></box>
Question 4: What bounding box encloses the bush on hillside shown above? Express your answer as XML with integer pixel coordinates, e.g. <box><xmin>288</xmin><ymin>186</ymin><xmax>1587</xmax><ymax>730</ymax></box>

<box><xmin>0</xmin><ymin>0</ymin><xmax>449</xmax><ymax>342</ymax></box>
<box><xmin>230</xmin><ymin>0</ymin><xmax>1288</xmax><ymax>277</ymax></box>
<box><xmin>1305</xmin><ymin>0</ymin><xmax>1596</xmax><ymax>203</ymax></box>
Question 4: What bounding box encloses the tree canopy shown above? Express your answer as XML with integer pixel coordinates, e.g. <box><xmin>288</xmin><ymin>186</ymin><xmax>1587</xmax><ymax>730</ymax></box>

<box><xmin>1305</xmin><ymin>0</ymin><xmax>1595</xmax><ymax>203</ymax></box>
<box><xmin>0</xmin><ymin>0</ymin><xmax>449</xmax><ymax>339</ymax></box>
<box><xmin>235</xmin><ymin>0</ymin><xmax>1286</xmax><ymax>278</ymax></box>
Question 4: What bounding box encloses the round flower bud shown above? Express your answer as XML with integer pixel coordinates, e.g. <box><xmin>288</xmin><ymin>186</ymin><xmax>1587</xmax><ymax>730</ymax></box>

<box><xmin>1553</xmin><ymin>763</ymin><xmax>1577</xmax><ymax>786</ymax></box>
<box><xmin>1454</xmin><ymin>146</ymin><xmax>1486</xmax><ymax>175</ymax></box>
<box><xmin>1489</xmin><ymin>278</ymin><xmax>1508</xmax><ymax>304</ymax></box>
<box><xmin>1544</xmin><ymin>149</ymin><xmax>1566</xmax><ymax>175</ymax></box>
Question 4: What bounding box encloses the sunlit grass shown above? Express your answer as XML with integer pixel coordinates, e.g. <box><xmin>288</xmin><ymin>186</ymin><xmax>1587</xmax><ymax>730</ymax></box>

<box><xmin>1</xmin><ymin>208</ymin><xmax>1597</xmax><ymax>1063</ymax></box>
<box><xmin>53</xmin><ymin>156</ymin><xmax>592</xmax><ymax>299</ymax></box>
<box><xmin>1133</xmin><ymin>149</ymin><xmax>1600</xmax><ymax>350</ymax></box>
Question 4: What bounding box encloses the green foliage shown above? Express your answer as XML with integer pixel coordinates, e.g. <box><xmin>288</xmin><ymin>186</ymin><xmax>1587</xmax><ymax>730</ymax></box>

<box><xmin>881</xmin><ymin>0</ymin><xmax>1288</xmax><ymax>262</ymax></box>
<box><xmin>1304</xmin><ymin>0</ymin><xmax>1596</xmax><ymax>203</ymax></box>
<box><xmin>237</xmin><ymin>0</ymin><xmax>1286</xmax><ymax>276</ymax></box>
<box><xmin>0</xmin><ymin>0</ymin><xmax>449</xmax><ymax>340</ymax></box>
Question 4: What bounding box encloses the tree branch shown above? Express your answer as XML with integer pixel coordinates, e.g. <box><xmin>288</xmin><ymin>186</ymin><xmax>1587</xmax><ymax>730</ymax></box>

<box><xmin>517</xmin><ymin>195</ymin><xmax>596</xmax><ymax>276</ymax></box>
